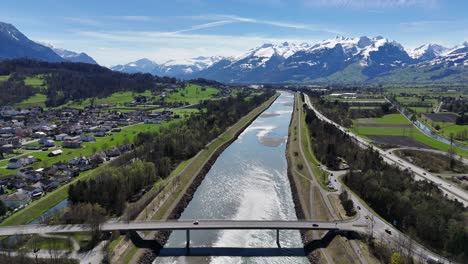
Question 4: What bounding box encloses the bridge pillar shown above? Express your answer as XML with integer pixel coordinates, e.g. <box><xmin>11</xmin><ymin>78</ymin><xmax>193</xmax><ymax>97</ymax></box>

<box><xmin>186</xmin><ymin>229</ymin><xmax>190</xmax><ymax>250</ymax></box>
<box><xmin>276</xmin><ymin>229</ymin><xmax>281</xmax><ymax>248</ymax></box>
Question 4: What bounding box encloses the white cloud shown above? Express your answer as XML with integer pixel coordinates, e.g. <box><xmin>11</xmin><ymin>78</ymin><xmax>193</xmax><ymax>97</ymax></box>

<box><xmin>185</xmin><ymin>14</ymin><xmax>343</xmax><ymax>34</ymax></box>
<box><xmin>172</xmin><ymin>20</ymin><xmax>235</xmax><ymax>33</ymax></box>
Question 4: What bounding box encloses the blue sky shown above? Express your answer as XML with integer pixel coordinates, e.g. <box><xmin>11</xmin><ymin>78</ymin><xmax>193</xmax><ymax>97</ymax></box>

<box><xmin>2</xmin><ymin>0</ymin><xmax>467</xmax><ymax>66</ymax></box>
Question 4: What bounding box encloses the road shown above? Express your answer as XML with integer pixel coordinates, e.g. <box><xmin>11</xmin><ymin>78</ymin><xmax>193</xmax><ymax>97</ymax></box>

<box><xmin>304</xmin><ymin>94</ymin><xmax>468</xmax><ymax>207</ymax></box>
<box><xmin>294</xmin><ymin>94</ymin><xmax>367</xmax><ymax>264</ymax></box>
<box><xmin>387</xmin><ymin>147</ymin><xmax>468</xmax><ymax>166</ymax></box>
<box><xmin>303</xmin><ymin>94</ymin><xmax>455</xmax><ymax>264</ymax></box>
<box><xmin>0</xmin><ymin>220</ymin><xmax>367</xmax><ymax>237</ymax></box>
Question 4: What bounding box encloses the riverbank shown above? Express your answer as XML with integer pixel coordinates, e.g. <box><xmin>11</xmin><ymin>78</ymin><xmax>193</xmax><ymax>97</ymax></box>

<box><xmin>286</xmin><ymin>93</ymin><xmax>369</xmax><ymax>264</ymax></box>
<box><xmin>112</xmin><ymin>93</ymin><xmax>280</xmax><ymax>263</ymax></box>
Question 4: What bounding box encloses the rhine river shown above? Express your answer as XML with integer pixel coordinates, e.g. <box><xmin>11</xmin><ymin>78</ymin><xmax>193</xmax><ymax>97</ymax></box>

<box><xmin>156</xmin><ymin>91</ymin><xmax>308</xmax><ymax>264</ymax></box>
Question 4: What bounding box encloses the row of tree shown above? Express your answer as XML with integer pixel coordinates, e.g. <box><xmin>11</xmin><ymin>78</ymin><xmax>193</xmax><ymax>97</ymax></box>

<box><xmin>68</xmin><ymin>90</ymin><xmax>275</xmax><ymax>215</ymax></box>
<box><xmin>0</xmin><ymin>73</ymin><xmax>36</xmax><ymax>105</ymax></box>
<box><xmin>303</xmin><ymin>96</ymin><xmax>467</xmax><ymax>262</ymax></box>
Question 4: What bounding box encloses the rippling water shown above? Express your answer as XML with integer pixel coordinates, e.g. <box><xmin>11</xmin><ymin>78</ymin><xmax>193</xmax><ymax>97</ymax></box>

<box><xmin>156</xmin><ymin>92</ymin><xmax>307</xmax><ymax>263</ymax></box>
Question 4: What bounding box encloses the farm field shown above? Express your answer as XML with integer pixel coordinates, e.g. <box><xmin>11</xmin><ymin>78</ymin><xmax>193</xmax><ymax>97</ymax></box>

<box><xmin>165</xmin><ymin>84</ymin><xmax>219</xmax><ymax>104</ymax></box>
<box><xmin>63</xmin><ymin>90</ymin><xmax>154</xmax><ymax>109</ymax></box>
<box><xmin>352</xmin><ymin>113</ymin><xmax>468</xmax><ymax>157</ymax></box>
<box><xmin>0</xmin><ymin>75</ymin><xmax>9</xmax><ymax>81</ymax></box>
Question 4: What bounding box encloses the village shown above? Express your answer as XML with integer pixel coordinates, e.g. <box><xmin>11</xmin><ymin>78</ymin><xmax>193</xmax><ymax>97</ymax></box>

<box><xmin>0</xmin><ymin>102</ymin><xmax>180</xmax><ymax>218</ymax></box>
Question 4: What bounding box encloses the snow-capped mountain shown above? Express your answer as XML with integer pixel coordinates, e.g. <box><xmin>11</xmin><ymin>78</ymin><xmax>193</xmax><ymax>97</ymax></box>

<box><xmin>0</xmin><ymin>22</ymin><xmax>64</xmax><ymax>62</ymax></box>
<box><xmin>112</xmin><ymin>35</ymin><xmax>467</xmax><ymax>83</ymax></box>
<box><xmin>111</xmin><ymin>56</ymin><xmax>224</xmax><ymax>76</ymax></box>
<box><xmin>191</xmin><ymin>36</ymin><xmax>467</xmax><ymax>83</ymax></box>
<box><xmin>407</xmin><ymin>44</ymin><xmax>448</xmax><ymax>61</ymax></box>
<box><xmin>111</xmin><ymin>58</ymin><xmax>159</xmax><ymax>74</ymax></box>
<box><xmin>417</xmin><ymin>42</ymin><xmax>468</xmax><ymax>67</ymax></box>
<box><xmin>51</xmin><ymin>47</ymin><xmax>97</xmax><ymax>64</ymax></box>
<box><xmin>39</xmin><ymin>42</ymin><xmax>98</xmax><ymax>64</ymax></box>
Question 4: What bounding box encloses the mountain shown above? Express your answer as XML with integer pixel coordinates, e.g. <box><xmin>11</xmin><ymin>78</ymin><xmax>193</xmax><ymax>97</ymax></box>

<box><xmin>0</xmin><ymin>22</ymin><xmax>64</xmax><ymax>62</ymax></box>
<box><xmin>111</xmin><ymin>56</ymin><xmax>223</xmax><ymax>77</ymax></box>
<box><xmin>112</xmin><ymin>35</ymin><xmax>467</xmax><ymax>83</ymax></box>
<box><xmin>51</xmin><ymin>47</ymin><xmax>97</xmax><ymax>64</ymax></box>
<box><xmin>407</xmin><ymin>44</ymin><xmax>448</xmax><ymax>61</ymax></box>
<box><xmin>192</xmin><ymin>36</ymin><xmax>467</xmax><ymax>83</ymax></box>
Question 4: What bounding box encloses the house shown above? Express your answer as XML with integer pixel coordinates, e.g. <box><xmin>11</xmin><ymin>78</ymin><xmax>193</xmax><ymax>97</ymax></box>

<box><xmin>48</xmin><ymin>149</ymin><xmax>63</xmax><ymax>157</ymax></box>
<box><xmin>80</xmin><ymin>135</ymin><xmax>95</xmax><ymax>142</ymax></box>
<box><xmin>94</xmin><ymin>131</ymin><xmax>106</xmax><ymax>137</ymax></box>
<box><xmin>33</xmin><ymin>131</ymin><xmax>47</xmax><ymax>138</ymax></box>
<box><xmin>8</xmin><ymin>178</ymin><xmax>27</xmax><ymax>189</ymax></box>
<box><xmin>69</xmin><ymin>157</ymin><xmax>80</xmax><ymax>166</ymax></box>
<box><xmin>55</xmin><ymin>133</ymin><xmax>68</xmax><ymax>141</ymax></box>
<box><xmin>90</xmin><ymin>152</ymin><xmax>106</xmax><ymax>164</ymax></box>
<box><xmin>144</xmin><ymin>119</ymin><xmax>161</xmax><ymax>124</ymax></box>
<box><xmin>7</xmin><ymin>159</ymin><xmax>23</xmax><ymax>169</ymax></box>
<box><xmin>20</xmin><ymin>185</ymin><xmax>43</xmax><ymax>198</ymax></box>
<box><xmin>39</xmin><ymin>179</ymin><xmax>59</xmax><ymax>191</ymax></box>
<box><xmin>105</xmin><ymin>148</ymin><xmax>121</xmax><ymax>157</ymax></box>
<box><xmin>0</xmin><ymin>192</ymin><xmax>31</xmax><ymax>209</ymax></box>
<box><xmin>52</xmin><ymin>174</ymin><xmax>71</xmax><ymax>183</ymax></box>
<box><xmin>62</xmin><ymin>140</ymin><xmax>81</xmax><ymax>149</ymax></box>
<box><xmin>43</xmin><ymin>139</ymin><xmax>55</xmax><ymax>147</ymax></box>
<box><xmin>16</xmin><ymin>167</ymin><xmax>42</xmax><ymax>182</ymax></box>
<box><xmin>63</xmin><ymin>135</ymin><xmax>80</xmax><ymax>141</ymax></box>
<box><xmin>1</xmin><ymin>144</ymin><xmax>14</xmax><ymax>154</ymax></box>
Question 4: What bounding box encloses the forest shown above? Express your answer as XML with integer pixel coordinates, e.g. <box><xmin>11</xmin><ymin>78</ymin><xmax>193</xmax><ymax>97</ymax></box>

<box><xmin>0</xmin><ymin>59</ymin><xmax>179</xmax><ymax>106</ymax></box>
<box><xmin>68</xmin><ymin>90</ymin><xmax>275</xmax><ymax>215</ymax></box>
<box><xmin>0</xmin><ymin>73</ymin><xmax>36</xmax><ymax>105</ymax></box>
<box><xmin>303</xmin><ymin>95</ymin><xmax>467</xmax><ymax>262</ymax></box>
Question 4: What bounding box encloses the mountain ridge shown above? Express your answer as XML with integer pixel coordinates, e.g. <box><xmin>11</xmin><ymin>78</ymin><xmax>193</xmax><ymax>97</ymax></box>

<box><xmin>112</xmin><ymin>35</ymin><xmax>467</xmax><ymax>83</ymax></box>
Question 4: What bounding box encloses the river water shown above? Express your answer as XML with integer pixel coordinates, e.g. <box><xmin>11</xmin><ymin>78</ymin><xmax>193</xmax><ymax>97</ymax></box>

<box><xmin>156</xmin><ymin>92</ymin><xmax>308</xmax><ymax>263</ymax></box>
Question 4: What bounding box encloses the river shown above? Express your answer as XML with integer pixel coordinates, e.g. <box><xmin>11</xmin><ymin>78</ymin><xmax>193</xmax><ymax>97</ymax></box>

<box><xmin>156</xmin><ymin>92</ymin><xmax>308</xmax><ymax>263</ymax></box>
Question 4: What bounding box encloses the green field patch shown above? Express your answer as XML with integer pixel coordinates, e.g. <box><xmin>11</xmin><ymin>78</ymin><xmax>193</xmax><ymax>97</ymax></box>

<box><xmin>354</xmin><ymin>113</ymin><xmax>411</xmax><ymax>125</ymax></box>
<box><xmin>352</xmin><ymin>113</ymin><xmax>468</xmax><ymax>157</ymax></box>
<box><xmin>165</xmin><ymin>84</ymin><xmax>219</xmax><ymax>104</ymax></box>
<box><xmin>0</xmin><ymin>75</ymin><xmax>9</xmax><ymax>81</ymax></box>
<box><xmin>62</xmin><ymin>90</ymin><xmax>154</xmax><ymax>109</ymax></box>
<box><xmin>14</xmin><ymin>93</ymin><xmax>47</xmax><ymax>108</ymax></box>
<box><xmin>24</xmin><ymin>76</ymin><xmax>47</xmax><ymax>88</ymax></box>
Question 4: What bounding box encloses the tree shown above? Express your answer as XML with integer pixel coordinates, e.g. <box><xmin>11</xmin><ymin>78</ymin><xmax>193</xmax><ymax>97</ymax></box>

<box><xmin>0</xmin><ymin>200</ymin><xmax>7</xmax><ymax>217</ymax></box>
<box><xmin>390</xmin><ymin>252</ymin><xmax>403</xmax><ymax>264</ymax></box>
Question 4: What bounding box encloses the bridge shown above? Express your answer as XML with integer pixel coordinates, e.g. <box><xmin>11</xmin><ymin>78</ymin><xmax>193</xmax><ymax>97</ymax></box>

<box><xmin>0</xmin><ymin>220</ymin><xmax>368</xmax><ymax>249</ymax></box>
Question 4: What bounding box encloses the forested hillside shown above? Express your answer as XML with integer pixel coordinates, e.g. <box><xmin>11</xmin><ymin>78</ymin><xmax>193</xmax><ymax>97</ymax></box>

<box><xmin>0</xmin><ymin>59</ymin><xmax>177</xmax><ymax>106</ymax></box>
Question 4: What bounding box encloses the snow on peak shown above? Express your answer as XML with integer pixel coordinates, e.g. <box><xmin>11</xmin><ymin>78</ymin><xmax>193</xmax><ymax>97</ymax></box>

<box><xmin>407</xmin><ymin>44</ymin><xmax>448</xmax><ymax>59</ymax></box>
<box><xmin>161</xmin><ymin>56</ymin><xmax>223</xmax><ymax>70</ymax></box>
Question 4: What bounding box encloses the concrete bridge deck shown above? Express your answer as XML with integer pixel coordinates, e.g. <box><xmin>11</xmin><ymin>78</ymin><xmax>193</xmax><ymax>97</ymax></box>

<box><xmin>0</xmin><ymin>220</ymin><xmax>367</xmax><ymax>237</ymax></box>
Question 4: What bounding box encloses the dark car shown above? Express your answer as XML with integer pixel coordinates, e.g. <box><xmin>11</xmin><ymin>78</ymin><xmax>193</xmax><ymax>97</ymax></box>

<box><xmin>312</xmin><ymin>224</ymin><xmax>319</xmax><ymax>227</ymax></box>
<box><xmin>385</xmin><ymin>229</ymin><xmax>392</xmax><ymax>235</ymax></box>
<box><xmin>42</xmin><ymin>147</ymin><xmax>49</xmax><ymax>151</ymax></box>
<box><xmin>193</xmin><ymin>221</ymin><xmax>199</xmax><ymax>225</ymax></box>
